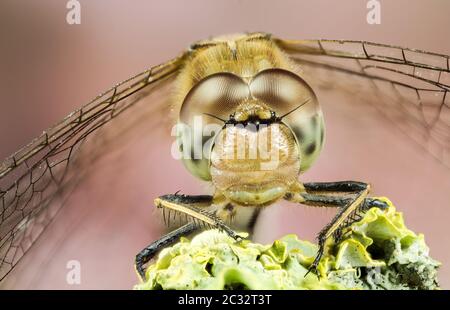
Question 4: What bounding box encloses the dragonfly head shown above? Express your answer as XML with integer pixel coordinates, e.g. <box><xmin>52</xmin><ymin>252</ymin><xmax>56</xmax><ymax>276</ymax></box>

<box><xmin>176</xmin><ymin>68</ymin><xmax>325</xmax><ymax>206</ymax></box>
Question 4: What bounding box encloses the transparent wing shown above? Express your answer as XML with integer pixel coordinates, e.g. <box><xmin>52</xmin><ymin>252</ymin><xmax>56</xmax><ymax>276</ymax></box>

<box><xmin>0</xmin><ymin>55</ymin><xmax>183</xmax><ymax>282</ymax></box>
<box><xmin>275</xmin><ymin>38</ymin><xmax>450</xmax><ymax>168</ymax></box>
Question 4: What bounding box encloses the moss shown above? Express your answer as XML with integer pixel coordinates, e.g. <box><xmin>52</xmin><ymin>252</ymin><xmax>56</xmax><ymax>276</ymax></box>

<box><xmin>134</xmin><ymin>197</ymin><xmax>440</xmax><ymax>290</ymax></box>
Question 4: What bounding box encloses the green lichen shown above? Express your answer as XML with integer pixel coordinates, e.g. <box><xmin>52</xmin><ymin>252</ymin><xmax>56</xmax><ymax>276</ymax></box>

<box><xmin>134</xmin><ymin>197</ymin><xmax>440</xmax><ymax>290</ymax></box>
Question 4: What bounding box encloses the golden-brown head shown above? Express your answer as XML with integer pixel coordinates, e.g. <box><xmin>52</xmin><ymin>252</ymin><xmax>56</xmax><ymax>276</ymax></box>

<box><xmin>174</xmin><ymin>33</ymin><xmax>325</xmax><ymax>207</ymax></box>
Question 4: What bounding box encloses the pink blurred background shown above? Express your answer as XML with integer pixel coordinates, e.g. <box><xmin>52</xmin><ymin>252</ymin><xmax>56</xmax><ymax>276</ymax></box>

<box><xmin>0</xmin><ymin>0</ymin><xmax>449</xmax><ymax>289</ymax></box>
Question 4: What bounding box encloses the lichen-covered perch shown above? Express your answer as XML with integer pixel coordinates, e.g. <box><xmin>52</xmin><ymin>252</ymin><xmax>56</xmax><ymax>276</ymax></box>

<box><xmin>134</xmin><ymin>198</ymin><xmax>440</xmax><ymax>290</ymax></box>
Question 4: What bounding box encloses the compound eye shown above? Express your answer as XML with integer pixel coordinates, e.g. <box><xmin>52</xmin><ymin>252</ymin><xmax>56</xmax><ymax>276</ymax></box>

<box><xmin>178</xmin><ymin>73</ymin><xmax>249</xmax><ymax>180</ymax></box>
<box><xmin>249</xmin><ymin>68</ymin><xmax>320</xmax><ymax>125</ymax></box>
<box><xmin>180</xmin><ymin>72</ymin><xmax>249</xmax><ymax>127</ymax></box>
<box><xmin>249</xmin><ymin>69</ymin><xmax>324</xmax><ymax>173</ymax></box>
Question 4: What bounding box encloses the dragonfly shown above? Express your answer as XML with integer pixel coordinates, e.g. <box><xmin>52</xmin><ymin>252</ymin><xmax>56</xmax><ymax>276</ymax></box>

<box><xmin>0</xmin><ymin>33</ymin><xmax>449</xmax><ymax>285</ymax></box>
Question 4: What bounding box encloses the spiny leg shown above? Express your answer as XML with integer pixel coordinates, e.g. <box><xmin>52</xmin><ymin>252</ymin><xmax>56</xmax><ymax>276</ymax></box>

<box><xmin>304</xmin><ymin>181</ymin><xmax>369</xmax><ymax>193</ymax></box>
<box><xmin>155</xmin><ymin>194</ymin><xmax>243</xmax><ymax>240</ymax></box>
<box><xmin>135</xmin><ymin>194</ymin><xmax>243</xmax><ymax>281</ymax></box>
<box><xmin>300</xmin><ymin>193</ymin><xmax>388</xmax><ymax>211</ymax></box>
<box><xmin>135</xmin><ymin>222</ymin><xmax>198</xmax><ymax>281</ymax></box>
<box><xmin>302</xmin><ymin>181</ymin><xmax>389</xmax><ymax>216</ymax></box>
<box><xmin>286</xmin><ymin>181</ymin><xmax>388</xmax><ymax>277</ymax></box>
<box><xmin>308</xmin><ymin>182</ymin><xmax>370</xmax><ymax>276</ymax></box>
<box><xmin>288</xmin><ymin>181</ymin><xmax>389</xmax><ymax>211</ymax></box>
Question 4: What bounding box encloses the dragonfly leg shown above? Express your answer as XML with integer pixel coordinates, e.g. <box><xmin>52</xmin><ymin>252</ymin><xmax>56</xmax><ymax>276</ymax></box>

<box><xmin>136</xmin><ymin>193</ymin><xmax>243</xmax><ymax>281</ymax></box>
<box><xmin>300</xmin><ymin>193</ymin><xmax>388</xmax><ymax>210</ymax></box>
<box><xmin>154</xmin><ymin>193</ymin><xmax>243</xmax><ymax>240</ymax></box>
<box><xmin>135</xmin><ymin>222</ymin><xmax>198</xmax><ymax>281</ymax></box>
<box><xmin>285</xmin><ymin>181</ymin><xmax>388</xmax><ymax>277</ymax></box>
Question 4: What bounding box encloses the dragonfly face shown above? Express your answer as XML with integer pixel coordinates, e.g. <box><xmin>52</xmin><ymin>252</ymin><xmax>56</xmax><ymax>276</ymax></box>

<box><xmin>177</xmin><ymin>34</ymin><xmax>324</xmax><ymax>207</ymax></box>
<box><xmin>1</xmin><ymin>32</ymin><xmax>449</xmax><ymax>287</ymax></box>
<box><xmin>210</xmin><ymin>121</ymin><xmax>300</xmax><ymax>206</ymax></box>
